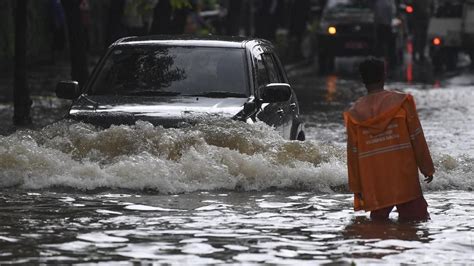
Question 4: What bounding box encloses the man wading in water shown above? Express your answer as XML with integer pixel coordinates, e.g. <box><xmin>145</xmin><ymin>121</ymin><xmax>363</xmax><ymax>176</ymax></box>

<box><xmin>344</xmin><ymin>58</ymin><xmax>434</xmax><ymax>221</ymax></box>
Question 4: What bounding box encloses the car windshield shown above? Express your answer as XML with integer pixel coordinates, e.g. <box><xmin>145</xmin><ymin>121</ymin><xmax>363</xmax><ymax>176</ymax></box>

<box><xmin>325</xmin><ymin>0</ymin><xmax>370</xmax><ymax>12</ymax></box>
<box><xmin>89</xmin><ymin>46</ymin><xmax>249</xmax><ymax>97</ymax></box>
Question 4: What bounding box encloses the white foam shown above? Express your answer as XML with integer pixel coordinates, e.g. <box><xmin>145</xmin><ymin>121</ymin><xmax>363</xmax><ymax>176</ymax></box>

<box><xmin>0</xmin><ymin>118</ymin><xmax>471</xmax><ymax>193</ymax></box>
<box><xmin>0</xmin><ymin>236</ymin><xmax>19</xmax><ymax>243</ymax></box>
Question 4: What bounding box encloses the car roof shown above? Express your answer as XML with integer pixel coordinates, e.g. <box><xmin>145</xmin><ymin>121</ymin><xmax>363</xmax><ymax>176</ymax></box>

<box><xmin>113</xmin><ymin>35</ymin><xmax>271</xmax><ymax>49</ymax></box>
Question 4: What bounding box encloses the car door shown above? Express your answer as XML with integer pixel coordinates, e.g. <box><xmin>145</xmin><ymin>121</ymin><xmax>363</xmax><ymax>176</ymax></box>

<box><xmin>253</xmin><ymin>49</ymin><xmax>285</xmax><ymax>134</ymax></box>
<box><xmin>261</xmin><ymin>53</ymin><xmax>295</xmax><ymax>139</ymax></box>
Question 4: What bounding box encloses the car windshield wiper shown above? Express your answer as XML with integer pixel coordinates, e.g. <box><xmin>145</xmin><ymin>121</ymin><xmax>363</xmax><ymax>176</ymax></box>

<box><xmin>125</xmin><ymin>90</ymin><xmax>181</xmax><ymax>96</ymax></box>
<box><xmin>190</xmin><ymin>92</ymin><xmax>247</xmax><ymax>98</ymax></box>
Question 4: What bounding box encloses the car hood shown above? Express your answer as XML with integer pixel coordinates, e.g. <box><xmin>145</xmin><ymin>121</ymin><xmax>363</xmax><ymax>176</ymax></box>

<box><xmin>68</xmin><ymin>95</ymin><xmax>249</xmax><ymax>127</ymax></box>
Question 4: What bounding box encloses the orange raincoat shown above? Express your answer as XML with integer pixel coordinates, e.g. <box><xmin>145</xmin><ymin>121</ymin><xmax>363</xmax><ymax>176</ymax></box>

<box><xmin>344</xmin><ymin>90</ymin><xmax>434</xmax><ymax>211</ymax></box>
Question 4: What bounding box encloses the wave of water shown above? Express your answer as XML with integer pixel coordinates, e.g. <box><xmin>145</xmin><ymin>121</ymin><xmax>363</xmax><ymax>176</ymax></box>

<box><xmin>0</xmin><ymin>120</ymin><xmax>471</xmax><ymax>193</ymax></box>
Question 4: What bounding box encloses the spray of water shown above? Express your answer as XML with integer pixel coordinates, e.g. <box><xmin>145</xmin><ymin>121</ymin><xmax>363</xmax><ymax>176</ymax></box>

<box><xmin>0</xmin><ymin>118</ymin><xmax>471</xmax><ymax>193</ymax></box>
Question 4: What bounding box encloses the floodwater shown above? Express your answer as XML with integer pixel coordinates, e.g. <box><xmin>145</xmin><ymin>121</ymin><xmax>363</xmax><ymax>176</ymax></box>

<box><xmin>0</xmin><ymin>64</ymin><xmax>473</xmax><ymax>264</ymax></box>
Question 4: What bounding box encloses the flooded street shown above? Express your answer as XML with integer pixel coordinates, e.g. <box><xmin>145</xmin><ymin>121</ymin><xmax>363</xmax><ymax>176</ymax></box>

<box><xmin>0</xmin><ymin>61</ymin><xmax>473</xmax><ymax>264</ymax></box>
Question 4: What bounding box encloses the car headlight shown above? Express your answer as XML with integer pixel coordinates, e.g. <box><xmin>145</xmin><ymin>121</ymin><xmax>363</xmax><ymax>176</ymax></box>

<box><xmin>328</xmin><ymin>26</ymin><xmax>337</xmax><ymax>35</ymax></box>
<box><xmin>320</xmin><ymin>22</ymin><xmax>336</xmax><ymax>35</ymax></box>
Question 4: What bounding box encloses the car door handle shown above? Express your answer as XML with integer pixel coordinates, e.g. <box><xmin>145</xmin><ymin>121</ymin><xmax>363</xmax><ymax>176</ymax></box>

<box><xmin>277</xmin><ymin>109</ymin><xmax>284</xmax><ymax>117</ymax></box>
<box><xmin>289</xmin><ymin>103</ymin><xmax>297</xmax><ymax>110</ymax></box>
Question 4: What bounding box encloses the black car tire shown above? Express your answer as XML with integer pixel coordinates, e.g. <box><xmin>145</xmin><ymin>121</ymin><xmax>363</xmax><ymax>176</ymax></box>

<box><xmin>297</xmin><ymin>131</ymin><xmax>306</xmax><ymax>141</ymax></box>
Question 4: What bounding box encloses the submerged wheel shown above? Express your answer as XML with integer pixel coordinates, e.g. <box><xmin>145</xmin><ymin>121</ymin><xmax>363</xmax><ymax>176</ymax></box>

<box><xmin>297</xmin><ymin>131</ymin><xmax>306</xmax><ymax>141</ymax></box>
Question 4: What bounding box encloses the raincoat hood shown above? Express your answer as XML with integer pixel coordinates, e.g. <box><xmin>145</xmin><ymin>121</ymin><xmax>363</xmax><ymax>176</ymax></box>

<box><xmin>344</xmin><ymin>91</ymin><xmax>409</xmax><ymax>135</ymax></box>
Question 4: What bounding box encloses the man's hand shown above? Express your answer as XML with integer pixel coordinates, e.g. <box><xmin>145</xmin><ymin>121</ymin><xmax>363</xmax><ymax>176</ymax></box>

<box><xmin>424</xmin><ymin>175</ymin><xmax>434</xmax><ymax>183</ymax></box>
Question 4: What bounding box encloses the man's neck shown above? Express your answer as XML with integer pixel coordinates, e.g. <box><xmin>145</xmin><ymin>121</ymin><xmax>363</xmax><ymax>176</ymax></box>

<box><xmin>366</xmin><ymin>82</ymin><xmax>385</xmax><ymax>94</ymax></box>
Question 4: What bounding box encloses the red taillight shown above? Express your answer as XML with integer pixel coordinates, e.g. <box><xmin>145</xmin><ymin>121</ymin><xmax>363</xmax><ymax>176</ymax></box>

<box><xmin>406</xmin><ymin>5</ymin><xmax>414</xmax><ymax>14</ymax></box>
<box><xmin>433</xmin><ymin>37</ymin><xmax>442</xmax><ymax>46</ymax></box>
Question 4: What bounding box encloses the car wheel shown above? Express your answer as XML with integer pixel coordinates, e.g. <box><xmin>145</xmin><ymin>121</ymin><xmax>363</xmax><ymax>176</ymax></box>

<box><xmin>297</xmin><ymin>131</ymin><xmax>305</xmax><ymax>141</ymax></box>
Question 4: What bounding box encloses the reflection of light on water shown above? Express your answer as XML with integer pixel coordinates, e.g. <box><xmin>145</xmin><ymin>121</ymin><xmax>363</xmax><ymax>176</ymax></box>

<box><xmin>325</xmin><ymin>75</ymin><xmax>338</xmax><ymax>102</ymax></box>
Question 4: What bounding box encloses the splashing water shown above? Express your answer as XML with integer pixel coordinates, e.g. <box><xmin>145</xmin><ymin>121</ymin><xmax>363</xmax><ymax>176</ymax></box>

<box><xmin>0</xmin><ymin>118</ymin><xmax>471</xmax><ymax>193</ymax></box>
<box><xmin>0</xmin><ymin>120</ymin><xmax>346</xmax><ymax>193</ymax></box>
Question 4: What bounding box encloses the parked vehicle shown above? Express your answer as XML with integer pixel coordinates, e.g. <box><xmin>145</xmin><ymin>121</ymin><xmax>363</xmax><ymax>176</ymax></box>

<box><xmin>316</xmin><ymin>0</ymin><xmax>406</xmax><ymax>73</ymax></box>
<box><xmin>428</xmin><ymin>0</ymin><xmax>464</xmax><ymax>70</ymax></box>
<box><xmin>427</xmin><ymin>0</ymin><xmax>474</xmax><ymax>70</ymax></box>
<box><xmin>56</xmin><ymin>36</ymin><xmax>305</xmax><ymax>141</ymax></box>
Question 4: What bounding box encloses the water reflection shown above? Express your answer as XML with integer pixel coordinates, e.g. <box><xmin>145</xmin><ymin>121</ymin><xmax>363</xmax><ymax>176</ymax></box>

<box><xmin>0</xmin><ymin>190</ymin><xmax>472</xmax><ymax>264</ymax></box>
<box><xmin>325</xmin><ymin>75</ymin><xmax>338</xmax><ymax>102</ymax></box>
<box><xmin>342</xmin><ymin>216</ymin><xmax>430</xmax><ymax>242</ymax></box>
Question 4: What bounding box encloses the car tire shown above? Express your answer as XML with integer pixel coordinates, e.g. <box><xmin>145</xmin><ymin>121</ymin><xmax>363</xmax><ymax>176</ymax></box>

<box><xmin>297</xmin><ymin>131</ymin><xmax>305</xmax><ymax>141</ymax></box>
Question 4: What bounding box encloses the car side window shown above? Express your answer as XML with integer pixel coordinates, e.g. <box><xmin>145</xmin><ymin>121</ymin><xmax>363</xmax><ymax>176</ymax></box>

<box><xmin>255</xmin><ymin>54</ymin><xmax>269</xmax><ymax>88</ymax></box>
<box><xmin>262</xmin><ymin>53</ymin><xmax>283</xmax><ymax>83</ymax></box>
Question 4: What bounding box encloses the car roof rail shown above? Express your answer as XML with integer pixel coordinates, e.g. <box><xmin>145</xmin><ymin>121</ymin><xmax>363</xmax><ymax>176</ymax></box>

<box><xmin>109</xmin><ymin>36</ymin><xmax>137</xmax><ymax>48</ymax></box>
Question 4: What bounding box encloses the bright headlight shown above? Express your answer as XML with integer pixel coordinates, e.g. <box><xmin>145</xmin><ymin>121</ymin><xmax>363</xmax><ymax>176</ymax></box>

<box><xmin>328</xmin><ymin>26</ymin><xmax>337</xmax><ymax>35</ymax></box>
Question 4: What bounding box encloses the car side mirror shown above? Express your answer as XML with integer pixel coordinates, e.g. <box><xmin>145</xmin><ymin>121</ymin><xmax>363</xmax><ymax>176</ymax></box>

<box><xmin>56</xmin><ymin>81</ymin><xmax>80</xmax><ymax>99</ymax></box>
<box><xmin>261</xmin><ymin>83</ymin><xmax>292</xmax><ymax>103</ymax></box>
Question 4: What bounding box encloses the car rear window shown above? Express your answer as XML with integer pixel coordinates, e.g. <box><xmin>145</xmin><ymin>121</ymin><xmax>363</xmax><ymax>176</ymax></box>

<box><xmin>89</xmin><ymin>46</ymin><xmax>249</xmax><ymax>97</ymax></box>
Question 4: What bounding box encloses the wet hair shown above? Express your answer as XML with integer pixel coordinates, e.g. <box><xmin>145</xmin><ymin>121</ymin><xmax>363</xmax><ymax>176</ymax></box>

<box><xmin>359</xmin><ymin>57</ymin><xmax>385</xmax><ymax>85</ymax></box>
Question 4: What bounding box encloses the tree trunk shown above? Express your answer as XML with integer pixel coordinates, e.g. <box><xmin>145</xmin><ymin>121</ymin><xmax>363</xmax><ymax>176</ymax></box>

<box><xmin>13</xmin><ymin>0</ymin><xmax>32</xmax><ymax>126</ymax></box>
<box><xmin>226</xmin><ymin>0</ymin><xmax>242</xmax><ymax>35</ymax></box>
<box><xmin>61</xmin><ymin>0</ymin><xmax>89</xmax><ymax>88</ymax></box>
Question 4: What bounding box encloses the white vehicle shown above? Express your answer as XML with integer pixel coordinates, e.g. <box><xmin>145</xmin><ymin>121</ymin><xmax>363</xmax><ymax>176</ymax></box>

<box><xmin>428</xmin><ymin>0</ymin><xmax>474</xmax><ymax>70</ymax></box>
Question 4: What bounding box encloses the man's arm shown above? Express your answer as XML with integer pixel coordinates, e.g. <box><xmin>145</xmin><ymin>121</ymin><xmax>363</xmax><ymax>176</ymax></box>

<box><xmin>404</xmin><ymin>95</ymin><xmax>435</xmax><ymax>181</ymax></box>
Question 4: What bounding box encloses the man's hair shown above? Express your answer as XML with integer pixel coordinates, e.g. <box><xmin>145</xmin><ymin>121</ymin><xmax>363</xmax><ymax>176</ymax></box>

<box><xmin>359</xmin><ymin>57</ymin><xmax>385</xmax><ymax>85</ymax></box>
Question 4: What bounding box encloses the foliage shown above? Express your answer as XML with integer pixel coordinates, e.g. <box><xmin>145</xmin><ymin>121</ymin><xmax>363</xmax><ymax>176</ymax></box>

<box><xmin>170</xmin><ymin>0</ymin><xmax>191</xmax><ymax>10</ymax></box>
<box><xmin>124</xmin><ymin>0</ymin><xmax>157</xmax><ymax>18</ymax></box>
